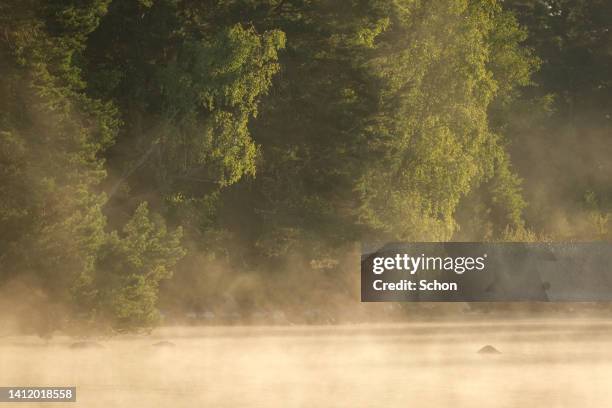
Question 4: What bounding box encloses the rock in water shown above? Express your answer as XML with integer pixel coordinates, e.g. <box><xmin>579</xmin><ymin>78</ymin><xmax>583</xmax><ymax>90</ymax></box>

<box><xmin>152</xmin><ymin>341</ymin><xmax>176</xmax><ymax>347</ymax></box>
<box><xmin>477</xmin><ymin>345</ymin><xmax>501</xmax><ymax>354</ymax></box>
<box><xmin>69</xmin><ymin>341</ymin><xmax>104</xmax><ymax>349</ymax></box>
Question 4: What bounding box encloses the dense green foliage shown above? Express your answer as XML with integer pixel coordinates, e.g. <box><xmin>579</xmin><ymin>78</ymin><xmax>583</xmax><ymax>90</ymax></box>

<box><xmin>240</xmin><ymin>0</ymin><xmax>534</xmax><ymax>244</ymax></box>
<box><xmin>0</xmin><ymin>0</ymin><xmax>185</xmax><ymax>331</ymax></box>
<box><xmin>0</xmin><ymin>0</ymin><xmax>609</xmax><ymax>329</ymax></box>
<box><xmin>502</xmin><ymin>0</ymin><xmax>612</xmax><ymax>240</ymax></box>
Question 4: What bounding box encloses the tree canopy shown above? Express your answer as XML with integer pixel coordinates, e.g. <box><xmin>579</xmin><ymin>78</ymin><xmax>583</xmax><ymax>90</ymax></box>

<box><xmin>1</xmin><ymin>0</ymin><xmax>608</xmax><ymax>330</ymax></box>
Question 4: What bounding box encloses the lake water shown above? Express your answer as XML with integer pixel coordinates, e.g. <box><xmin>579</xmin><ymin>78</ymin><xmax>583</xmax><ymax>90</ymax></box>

<box><xmin>1</xmin><ymin>320</ymin><xmax>611</xmax><ymax>407</ymax></box>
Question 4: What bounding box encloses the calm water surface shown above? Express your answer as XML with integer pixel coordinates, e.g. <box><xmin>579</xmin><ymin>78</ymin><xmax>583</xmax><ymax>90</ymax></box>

<box><xmin>1</xmin><ymin>320</ymin><xmax>611</xmax><ymax>407</ymax></box>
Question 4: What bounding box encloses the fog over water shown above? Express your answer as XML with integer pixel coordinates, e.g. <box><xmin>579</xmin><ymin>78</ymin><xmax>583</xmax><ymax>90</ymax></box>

<box><xmin>1</xmin><ymin>319</ymin><xmax>611</xmax><ymax>407</ymax></box>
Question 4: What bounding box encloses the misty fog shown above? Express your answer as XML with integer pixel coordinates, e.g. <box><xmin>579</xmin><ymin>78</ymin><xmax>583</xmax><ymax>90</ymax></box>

<box><xmin>2</xmin><ymin>320</ymin><xmax>611</xmax><ymax>407</ymax></box>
